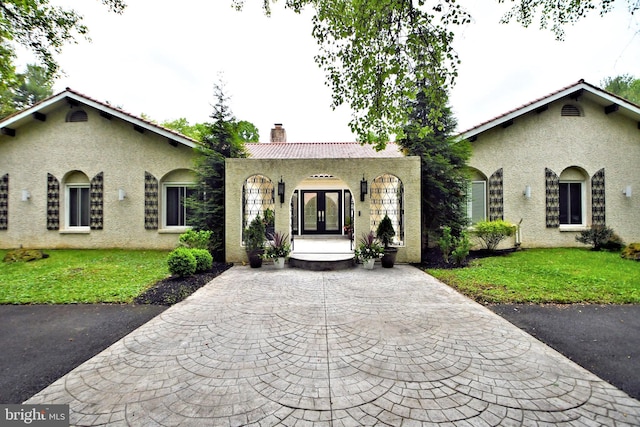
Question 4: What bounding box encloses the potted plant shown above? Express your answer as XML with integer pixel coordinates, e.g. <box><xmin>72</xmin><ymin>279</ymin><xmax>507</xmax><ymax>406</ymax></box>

<box><xmin>244</xmin><ymin>214</ymin><xmax>266</xmax><ymax>268</ymax></box>
<box><xmin>376</xmin><ymin>214</ymin><xmax>397</xmax><ymax>268</ymax></box>
<box><xmin>264</xmin><ymin>231</ymin><xmax>291</xmax><ymax>269</ymax></box>
<box><xmin>354</xmin><ymin>231</ymin><xmax>384</xmax><ymax>269</ymax></box>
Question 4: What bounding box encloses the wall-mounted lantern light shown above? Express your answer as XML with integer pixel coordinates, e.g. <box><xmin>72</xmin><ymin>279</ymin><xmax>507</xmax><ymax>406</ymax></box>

<box><xmin>118</xmin><ymin>188</ymin><xmax>126</xmax><ymax>201</ymax></box>
<box><xmin>523</xmin><ymin>185</ymin><xmax>531</xmax><ymax>199</ymax></box>
<box><xmin>21</xmin><ymin>189</ymin><xmax>30</xmax><ymax>202</ymax></box>
<box><xmin>277</xmin><ymin>177</ymin><xmax>285</xmax><ymax>204</ymax></box>
<box><xmin>623</xmin><ymin>185</ymin><xmax>632</xmax><ymax>198</ymax></box>
<box><xmin>360</xmin><ymin>175</ymin><xmax>368</xmax><ymax>202</ymax></box>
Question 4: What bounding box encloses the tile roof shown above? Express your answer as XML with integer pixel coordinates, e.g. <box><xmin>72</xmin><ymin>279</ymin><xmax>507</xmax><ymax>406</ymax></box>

<box><xmin>0</xmin><ymin>88</ymin><xmax>199</xmax><ymax>147</ymax></box>
<box><xmin>459</xmin><ymin>79</ymin><xmax>640</xmax><ymax>139</ymax></box>
<box><xmin>245</xmin><ymin>142</ymin><xmax>405</xmax><ymax>159</ymax></box>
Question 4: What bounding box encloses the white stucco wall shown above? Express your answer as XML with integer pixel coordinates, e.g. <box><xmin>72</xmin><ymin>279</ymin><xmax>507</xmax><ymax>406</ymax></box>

<box><xmin>0</xmin><ymin>104</ymin><xmax>196</xmax><ymax>249</ymax></box>
<box><xmin>225</xmin><ymin>156</ymin><xmax>422</xmax><ymax>264</ymax></box>
<box><xmin>468</xmin><ymin>98</ymin><xmax>640</xmax><ymax>247</ymax></box>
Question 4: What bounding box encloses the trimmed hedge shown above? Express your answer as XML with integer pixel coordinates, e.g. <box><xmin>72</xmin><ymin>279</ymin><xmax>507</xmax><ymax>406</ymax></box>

<box><xmin>167</xmin><ymin>247</ymin><xmax>197</xmax><ymax>277</ymax></box>
<box><xmin>191</xmin><ymin>248</ymin><xmax>213</xmax><ymax>272</ymax></box>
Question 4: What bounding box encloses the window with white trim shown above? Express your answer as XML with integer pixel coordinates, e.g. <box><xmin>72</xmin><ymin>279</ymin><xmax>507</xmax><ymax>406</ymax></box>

<box><xmin>559</xmin><ymin>181</ymin><xmax>584</xmax><ymax>225</ymax></box>
<box><xmin>67</xmin><ymin>185</ymin><xmax>90</xmax><ymax>228</ymax></box>
<box><xmin>164</xmin><ymin>184</ymin><xmax>195</xmax><ymax>227</ymax></box>
<box><xmin>467</xmin><ymin>181</ymin><xmax>486</xmax><ymax>224</ymax></box>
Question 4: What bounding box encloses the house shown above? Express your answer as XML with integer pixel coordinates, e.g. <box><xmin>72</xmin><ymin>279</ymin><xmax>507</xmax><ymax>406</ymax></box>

<box><xmin>0</xmin><ymin>88</ymin><xmax>199</xmax><ymax>251</ymax></box>
<box><xmin>461</xmin><ymin>79</ymin><xmax>640</xmax><ymax>247</ymax></box>
<box><xmin>0</xmin><ymin>91</ymin><xmax>422</xmax><ymax>264</ymax></box>
<box><xmin>224</xmin><ymin>126</ymin><xmax>422</xmax><ymax>264</ymax></box>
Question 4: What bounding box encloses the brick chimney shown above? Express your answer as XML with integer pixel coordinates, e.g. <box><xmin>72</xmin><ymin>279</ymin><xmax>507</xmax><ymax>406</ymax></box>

<box><xmin>270</xmin><ymin>123</ymin><xmax>287</xmax><ymax>143</ymax></box>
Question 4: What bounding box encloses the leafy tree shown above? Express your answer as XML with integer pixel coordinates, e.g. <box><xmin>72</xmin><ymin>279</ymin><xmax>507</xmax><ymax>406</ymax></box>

<box><xmin>601</xmin><ymin>74</ymin><xmax>640</xmax><ymax>105</ymax></box>
<box><xmin>498</xmin><ymin>0</ymin><xmax>639</xmax><ymax>40</ymax></box>
<box><xmin>161</xmin><ymin>118</ymin><xmax>209</xmax><ymax>142</ymax></box>
<box><xmin>398</xmin><ymin>86</ymin><xmax>471</xmax><ymax>251</ymax></box>
<box><xmin>187</xmin><ymin>80</ymin><xmax>251</xmax><ymax>260</ymax></box>
<box><xmin>234</xmin><ymin>0</ymin><xmax>471</xmax><ymax>148</ymax></box>
<box><xmin>0</xmin><ymin>0</ymin><xmax>125</xmax><ymax>90</ymax></box>
<box><xmin>0</xmin><ymin>64</ymin><xmax>53</xmax><ymax>119</ymax></box>
<box><xmin>233</xmin><ymin>0</ymin><xmax>638</xmax><ymax>145</ymax></box>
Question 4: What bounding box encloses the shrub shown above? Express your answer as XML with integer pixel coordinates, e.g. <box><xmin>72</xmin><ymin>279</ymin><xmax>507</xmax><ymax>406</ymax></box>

<box><xmin>575</xmin><ymin>225</ymin><xmax>617</xmax><ymax>251</ymax></box>
<box><xmin>167</xmin><ymin>247</ymin><xmax>197</xmax><ymax>277</ymax></box>
<box><xmin>602</xmin><ymin>232</ymin><xmax>625</xmax><ymax>252</ymax></box>
<box><xmin>376</xmin><ymin>214</ymin><xmax>396</xmax><ymax>248</ymax></box>
<box><xmin>438</xmin><ymin>226</ymin><xmax>454</xmax><ymax>264</ymax></box>
<box><xmin>244</xmin><ymin>214</ymin><xmax>266</xmax><ymax>251</ymax></box>
<box><xmin>621</xmin><ymin>243</ymin><xmax>640</xmax><ymax>261</ymax></box>
<box><xmin>178</xmin><ymin>229</ymin><xmax>212</xmax><ymax>250</ymax></box>
<box><xmin>451</xmin><ymin>231</ymin><xmax>471</xmax><ymax>266</ymax></box>
<box><xmin>472</xmin><ymin>220</ymin><xmax>516</xmax><ymax>251</ymax></box>
<box><xmin>190</xmin><ymin>248</ymin><xmax>213</xmax><ymax>272</ymax></box>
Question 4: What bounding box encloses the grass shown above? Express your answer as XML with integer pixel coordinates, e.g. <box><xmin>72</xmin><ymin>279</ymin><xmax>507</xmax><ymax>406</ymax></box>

<box><xmin>0</xmin><ymin>250</ymin><xmax>170</xmax><ymax>304</ymax></box>
<box><xmin>427</xmin><ymin>248</ymin><xmax>640</xmax><ymax>304</ymax></box>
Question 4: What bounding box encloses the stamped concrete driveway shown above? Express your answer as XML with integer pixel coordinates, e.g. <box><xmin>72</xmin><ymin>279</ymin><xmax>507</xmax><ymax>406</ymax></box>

<box><xmin>27</xmin><ymin>265</ymin><xmax>640</xmax><ymax>426</ymax></box>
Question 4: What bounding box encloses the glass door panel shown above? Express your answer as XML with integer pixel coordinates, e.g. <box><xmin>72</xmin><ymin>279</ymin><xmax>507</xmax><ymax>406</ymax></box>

<box><xmin>324</xmin><ymin>192</ymin><xmax>340</xmax><ymax>231</ymax></box>
<box><xmin>301</xmin><ymin>190</ymin><xmax>342</xmax><ymax>234</ymax></box>
<box><xmin>303</xmin><ymin>192</ymin><xmax>318</xmax><ymax>231</ymax></box>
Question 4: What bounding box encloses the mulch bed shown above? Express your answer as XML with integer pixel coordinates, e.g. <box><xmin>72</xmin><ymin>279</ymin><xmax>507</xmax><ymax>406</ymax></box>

<box><xmin>421</xmin><ymin>247</ymin><xmax>517</xmax><ymax>269</ymax></box>
<box><xmin>134</xmin><ymin>262</ymin><xmax>233</xmax><ymax>306</ymax></box>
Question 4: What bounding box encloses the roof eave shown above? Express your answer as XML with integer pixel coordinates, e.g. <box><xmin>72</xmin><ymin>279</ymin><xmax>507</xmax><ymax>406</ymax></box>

<box><xmin>0</xmin><ymin>90</ymin><xmax>198</xmax><ymax>148</ymax></box>
<box><xmin>460</xmin><ymin>81</ymin><xmax>640</xmax><ymax>141</ymax></box>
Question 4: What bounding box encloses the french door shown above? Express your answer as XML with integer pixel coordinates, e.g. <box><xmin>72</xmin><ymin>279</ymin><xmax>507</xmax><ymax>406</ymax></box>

<box><xmin>302</xmin><ymin>191</ymin><xmax>341</xmax><ymax>234</ymax></box>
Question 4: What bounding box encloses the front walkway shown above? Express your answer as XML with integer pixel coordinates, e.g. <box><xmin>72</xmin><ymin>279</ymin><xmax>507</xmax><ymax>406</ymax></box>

<box><xmin>27</xmin><ymin>266</ymin><xmax>640</xmax><ymax>425</ymax></box>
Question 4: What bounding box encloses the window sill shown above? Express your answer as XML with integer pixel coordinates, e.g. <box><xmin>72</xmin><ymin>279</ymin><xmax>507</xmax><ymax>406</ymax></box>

<box><xmin>559</xmin><ymin>225</ymin><xmax>587</xmax><ymax>232</ymax></box>
<box><xmin>158</xmin><ymin>227</ymin><xmax>191</xmax><ymax>234</ymax></box>
<box><xmin>60</xmin><ymin>228</ymin><xmax>90</xmax><ymax>234</ymax></box>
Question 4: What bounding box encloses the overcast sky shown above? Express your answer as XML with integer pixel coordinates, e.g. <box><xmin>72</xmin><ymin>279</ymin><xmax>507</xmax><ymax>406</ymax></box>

<box><xmin>44</xmin><ymin>0</ymin><xmax>640</xmax><ymax>142</ymax></box>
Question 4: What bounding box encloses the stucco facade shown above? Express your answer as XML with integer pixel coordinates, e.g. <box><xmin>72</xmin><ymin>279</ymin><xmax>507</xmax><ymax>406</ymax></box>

<box><xmin>463</xmin><ymin>80</ymin><xmax>640</xmax><ymax>247</ymax></box>
<box><xmin>0</xmin><ymin>90</ymin><xmax>198</xmax><ymax>250</ymax></box>
<box><xmin>225</xmin><ymin>155</ymin><xmax>422</xmax><ymax>264</ymax></box>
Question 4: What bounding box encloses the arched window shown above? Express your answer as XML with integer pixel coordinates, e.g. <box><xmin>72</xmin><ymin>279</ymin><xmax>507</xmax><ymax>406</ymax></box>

<box><xmin>243</xmin><ymin>175</ymin><xmax>275</xmax><ymax>238</ymax></box>
<box><xmin>370</xmin><ymin>173</ymin><xmax>404</xmax><ymax>245</ymax></box>
<box><xmin>467</xmin><ymin>169</ymin><xmax>488</xmax><ymax>224</ymax></box>
<box><xmin>64</xmin><ymin>171</ymin><xmax>90</xmax><ymax>228</ymax></box>
<box><xmin>559</xmin><ymin>167</ymin><xmax>587</xmax><ymax>226</ymax></box>
<box><xmin>161</xmin><ymin>169</ymin><xmax>196</xmax><ymax>228</ymax></box>
<box><xmin>66</xmin><ymin>109</ymin><xmax>88</xmax><ymax>122</ymax></box>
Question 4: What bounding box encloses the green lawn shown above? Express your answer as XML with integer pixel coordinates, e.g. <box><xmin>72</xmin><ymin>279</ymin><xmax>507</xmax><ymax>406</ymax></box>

<box><xmin>427</xmin><ymin>248</ymin><xmax>640</xmax><ymax>304</ymax></box>
<box><xmin>0</xmin><ymin>250</ymin><xmax>170</xmax><ymax>304</ymax></box>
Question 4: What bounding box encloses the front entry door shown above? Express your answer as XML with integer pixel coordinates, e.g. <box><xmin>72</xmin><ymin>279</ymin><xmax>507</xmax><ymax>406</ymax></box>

<box><xmin>302</xmin><ymin>191</ymin><xmax>341</xmax><ymax>234</ymax></box>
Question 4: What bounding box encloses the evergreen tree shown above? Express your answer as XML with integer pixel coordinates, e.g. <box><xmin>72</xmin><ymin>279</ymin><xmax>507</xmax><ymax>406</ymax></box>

<box><xmin>188</xmin><ymin>81</ymin><xmax>248</xmax><ymax>261</ymax></box>
<box><xmin>398</xmin><ymin>87</ymin><xmax>471</xmax><ymax>253</ymax></box>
